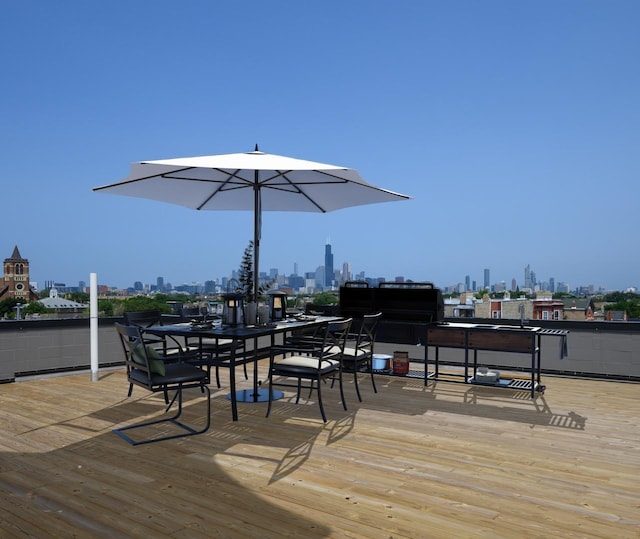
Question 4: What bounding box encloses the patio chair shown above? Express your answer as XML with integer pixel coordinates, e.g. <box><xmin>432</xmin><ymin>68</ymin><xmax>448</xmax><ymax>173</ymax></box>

<box><xmin>123</xmin><ymin>310</ymin><xmax>199</xmax><ymax>400</ymax></box>
<box><xmin>336</xmin><ymin>312</ymin><xmax>382</xmax><ymax>402</ymax></box>
<box><xmin>114</xmin><ymin>323</ymin><xmax>211</xmax><ymax>445</ymax></box>
<box><xmin>123</xmin><ymin>310</ymin><xmax>193</xmax><ymax>359</ymax></box>
<box><xmin>174</xmin><ymin>306</ymin><xmax>249</xmax><ymax>388</ymax></box>
<box><xmin>266</xmin><ymin>318</ymin><xmax>352</xmax><ymax>423</ymax></box>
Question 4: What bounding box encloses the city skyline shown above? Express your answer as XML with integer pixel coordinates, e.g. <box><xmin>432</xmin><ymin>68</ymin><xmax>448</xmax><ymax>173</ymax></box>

<box><xmin>18</xmin><ymin>239</ymin><xmax>629</xmax><ymax>295</ymax></box>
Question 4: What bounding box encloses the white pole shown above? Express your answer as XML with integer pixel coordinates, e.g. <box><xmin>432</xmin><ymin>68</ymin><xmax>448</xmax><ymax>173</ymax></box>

<box><xmin>90</xmin><ymin>272</ymin><xmax>99</xmax><ymax>382</ymax></box>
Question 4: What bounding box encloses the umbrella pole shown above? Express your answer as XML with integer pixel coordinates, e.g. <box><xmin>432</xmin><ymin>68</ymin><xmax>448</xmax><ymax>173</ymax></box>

<box><xmin>253</xmin><ymin>172</ymin><xmax>260</xmax><ymax>304</ymax></box>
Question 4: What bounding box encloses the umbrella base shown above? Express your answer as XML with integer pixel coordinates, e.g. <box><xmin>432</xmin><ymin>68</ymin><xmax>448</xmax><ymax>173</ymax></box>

<box><xmin>227</xmin><ymin>388</ymin><xmax>283</xmax><ymax>403</ymax></box>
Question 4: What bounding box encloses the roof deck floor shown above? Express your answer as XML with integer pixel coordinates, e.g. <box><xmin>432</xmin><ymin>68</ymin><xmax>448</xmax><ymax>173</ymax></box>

<box><xmin>0</xmin><ymin>364</ymin><xmax>638</xmax><ymax>538</ymax></box>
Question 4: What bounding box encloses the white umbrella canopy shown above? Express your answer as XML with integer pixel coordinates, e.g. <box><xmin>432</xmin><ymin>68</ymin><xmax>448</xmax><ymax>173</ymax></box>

<box><xmin>93</xmin><ymin>147</ymin><xmax>411</xmax><ymax>298</ymax></box>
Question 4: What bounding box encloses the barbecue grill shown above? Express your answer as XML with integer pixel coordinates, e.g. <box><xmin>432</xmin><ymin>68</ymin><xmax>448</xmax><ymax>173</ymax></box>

<box><xmin>339</xmin><ymin>282</ymin><xmax>444</xmax><ymax>344</ymax></box>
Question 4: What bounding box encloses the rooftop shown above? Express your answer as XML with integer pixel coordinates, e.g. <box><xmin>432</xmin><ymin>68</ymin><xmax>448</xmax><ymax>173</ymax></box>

<box><xmin>1</xmin><ymin>364</ymin><xmax>638</xmax><ymax>538</ymax></box>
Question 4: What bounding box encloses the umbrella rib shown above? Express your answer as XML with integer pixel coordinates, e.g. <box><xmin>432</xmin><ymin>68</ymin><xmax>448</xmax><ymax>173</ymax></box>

<box><xmin>260</xmin><ymin>168</ymin><xmax>408</xmax><ymax>212</ymax></box>
<box><xmin>194</xmin><ymin>168</ymin><xmax>251</xmax><ymax>210</ymax></box>
<box><xmin>93</xmin><ymin>163</ymin><xmax>214</xmax><ymax>191</ymax></box>
<box><xmin>94</xmin><ymin>162</ymin><xmax>410</xmax><ymax>213</ymax></box>
<box><xmin>260</xmin><ymin>170</ymin><xmax>330</xmax><ymax>212</ymax></box>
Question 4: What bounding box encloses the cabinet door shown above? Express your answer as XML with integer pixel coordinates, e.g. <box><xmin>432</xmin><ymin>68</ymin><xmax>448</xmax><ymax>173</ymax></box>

<box><xmin>427</xmin><ymin>327</ymin><xmax>466</xmax><ymax>348</ymax></box>
<box><xmin>467</xmin><ymin>330</ymin><xmax>533</xmax><ymax>353</ymax></box>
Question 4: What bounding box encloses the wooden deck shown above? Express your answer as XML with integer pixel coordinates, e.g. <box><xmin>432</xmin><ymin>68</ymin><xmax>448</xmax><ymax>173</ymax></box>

<box><xmin>0</xmin><ymin>364</ymin><xmax>638</xmax><ymax>538</ymax></box>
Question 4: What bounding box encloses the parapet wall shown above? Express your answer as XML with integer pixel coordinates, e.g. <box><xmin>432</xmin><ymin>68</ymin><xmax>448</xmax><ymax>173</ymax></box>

<box><xmin>0</xmin><ymin>318</ymin><xmax>122</xmax><ymax>382</ymax></box>
<box><xmin>1</xmin><ymin>318</ymin><xmax>639</xmax><ymax>382</ymax></box>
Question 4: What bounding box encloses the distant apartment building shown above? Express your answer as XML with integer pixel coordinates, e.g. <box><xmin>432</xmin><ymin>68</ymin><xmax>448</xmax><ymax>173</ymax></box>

<box><xmin>457</xmin><ymin>292</ymin><xmax>565</xmax><ymax>321</ymax></box>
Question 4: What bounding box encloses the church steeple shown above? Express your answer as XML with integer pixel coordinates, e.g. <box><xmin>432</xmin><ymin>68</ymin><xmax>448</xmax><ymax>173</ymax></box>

<box><xmin>9</xmin><ymin>245</ymin><xmax>22</xmax><ymax>260</ymax></box>
<box><xmin>1</xmin><ymin>245</ymin><xmax>37</xmax><ymax>302</ymax></box>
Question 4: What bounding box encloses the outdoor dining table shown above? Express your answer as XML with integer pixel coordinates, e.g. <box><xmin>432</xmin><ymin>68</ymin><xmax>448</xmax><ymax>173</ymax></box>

<box><xmin>145</xmin><ymin>315</ymin><xmax>341</xmax><ymax>421</ymax></box>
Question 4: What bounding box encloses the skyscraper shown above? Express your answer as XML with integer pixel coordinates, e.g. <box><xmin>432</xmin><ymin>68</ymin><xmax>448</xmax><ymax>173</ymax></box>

<box><xmin>324</xmin><ymin>241</ymin><xmax>334</xmax><ymax>288</ymax></box>
<box><xmin>483</xmin><ymin>268</ymin><xmax>490</xmax><ymax>289</ymax></box>
<box><xmin>343</xmin><ymin>262</ymin><xmax>351</xmax><ymax>283</ymax></box>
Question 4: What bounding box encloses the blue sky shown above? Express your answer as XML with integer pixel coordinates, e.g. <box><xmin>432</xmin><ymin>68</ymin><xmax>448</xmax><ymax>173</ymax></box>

<box><xmin>2</xmin><ymin>1</ymin><xmax>638</xmax><ymax>292</ymax></box>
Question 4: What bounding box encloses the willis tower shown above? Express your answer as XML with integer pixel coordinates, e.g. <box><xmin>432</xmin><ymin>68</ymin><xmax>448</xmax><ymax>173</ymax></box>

<box><xmin>325</xmin><ymin>241</ymin><xmax>334</xmax><ymax>288</ymax></box>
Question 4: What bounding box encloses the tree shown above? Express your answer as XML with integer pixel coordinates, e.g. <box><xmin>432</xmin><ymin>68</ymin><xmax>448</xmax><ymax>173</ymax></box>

<box><xmin>0</xmin><ymin>298</ymin><xmax>21</xmax><ymax>319</ymax></box>
<box><xmin>603</xmin><ymin>291</ymin><xmax>639</xmax><ymax>303</ymax></box>
<box><xmin>236</xmin><ymin>241</ymin><xmax>272</xmax><ymax>302</ymax></box>
<box><xmin>23</xmin><ymin>302</ymin><xmax>51</xmax><ymax>316</ymax></box>
<box><xmin>98</xmin><ymin>299</ymin><xmax>114</xmax><ymax>317</ymax></box>
<box><xmin>605</xmin><ymin>298</ymin><xmax>640</xmax><ymax>319</ymax></box>
<box><xmin>474</xmin><ymin>289</ymin><xmax>489</xmax><ymax>300</ymax></box>
<box><xmin>68</xmin><ymin>291</ymin><xmax>90</xmax><ymax>304</ymax></box>
<box><xmin>553</xmin><ymin>292</ymin><xmax>576</xmax><ymax>299</ymax></box>
<box><xmin>313</xmin><ymin>292</ymin><xmax>338</xmax><ymax>305</ymax></box>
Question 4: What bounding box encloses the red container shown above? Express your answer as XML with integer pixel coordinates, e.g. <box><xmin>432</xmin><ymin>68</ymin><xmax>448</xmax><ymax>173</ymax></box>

<box><xmin>392</xmin><ymin>351</ymin><xmax>409</xmax><ymax>375</ymax></box>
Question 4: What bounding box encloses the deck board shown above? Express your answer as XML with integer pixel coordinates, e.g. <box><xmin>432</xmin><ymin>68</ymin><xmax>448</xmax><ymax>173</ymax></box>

<box><xmin>0</xmin><ymin>365</ymin><xmax>639</xmax><ymax>538</ymax></box>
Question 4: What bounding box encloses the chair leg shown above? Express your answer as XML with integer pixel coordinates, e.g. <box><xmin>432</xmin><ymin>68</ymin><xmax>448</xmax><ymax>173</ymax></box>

<box><xmin>316</xmin><ymin>375</ymin><xmax>327</xmax><ymax>423</ymax></box>
<box><xmin>295</xmin><ymin>378</ymin><xmax>303</xmax><ymax>404</ymax></box>
<box><xmin>369</xmin><ymin>360</ymin><xmax>378</xmax><ymax>394</ymax></box>
<box><xmin>128</xmin><ymin>383</ymin><xmax>133</xmax><ymax>397</ymax></box>
<box><xmin>266</xmin><ymin>376</ymin><xmax>274</xmax><ymax>418</ymax></box>
<box><xmin>353</xmin><ymin>366</ymin><xmax>363</xmax><ymax>402</ymax></box>
<box><xmin>229</xmin><ymin>362</ymin><xmax>238</xmax><ymax>421</ymax></box>
<box><xmin>338</xmin><ymin>371</ymin><xmax>347</xmax><ymax>411</ymax></box>
<box><xmin>114</xmin><ymin>384</ymin><xmax>211</xmax><ymax>446</ymax></box>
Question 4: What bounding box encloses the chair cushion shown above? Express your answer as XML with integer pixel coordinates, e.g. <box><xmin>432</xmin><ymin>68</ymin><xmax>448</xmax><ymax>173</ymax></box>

<box><xmin>275</xmin><ymin>355</ymin><xmax>340</xmax><ymax>375</ymax></box>
<box><xmin>327</xmin><ymin>345</ymin><xmax>368</xmax><ymax>360</ymax></box>
<box><xmin>130</xmin><ymin>362</ymin><xmax>207</xmax><ymax>386</ymax></box>
<box><xmin>131</xmin><ymin>343</ymin><xmax>166</xmax><ymax>376</ymax></box>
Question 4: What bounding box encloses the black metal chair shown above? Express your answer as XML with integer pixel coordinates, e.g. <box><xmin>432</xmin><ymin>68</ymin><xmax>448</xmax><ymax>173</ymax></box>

<box><xmin>123</xmin><ymin>310</ymin><xmax>193</xmax><ymax>359</ymax></box>
<box><xmin>177</xmin><ymin>306</ymin><xmax>249</xmax><ymax>389</ymax></box>
<box><xmin>337</xmin><ymin>312</ymin><xmax>382</xmax><ymax>402</ymax></box>
<box><xmin>266</xmin><ymin>318</ymin><xmax>352</xmax><ymax>422</ymax></box>
<box><xmin>123</xmin><ymin>310</ymin><xmax>198</xmax><ymax>400</ymax></box>
<box><xmin>114</xmin><ymin>323</ymin><xmax>211</xmax><ymax>445</ymax></box>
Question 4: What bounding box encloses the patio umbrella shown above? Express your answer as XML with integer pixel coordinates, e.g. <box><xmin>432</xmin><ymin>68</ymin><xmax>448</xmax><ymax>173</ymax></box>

<box><xmin>93</xmin><ymin>146</ymin><xmax>411</xmax><ymax>298</ymax></box>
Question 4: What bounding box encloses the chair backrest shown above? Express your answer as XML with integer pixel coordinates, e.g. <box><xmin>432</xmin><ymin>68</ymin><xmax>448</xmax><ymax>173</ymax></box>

<box><xmin>355</xmin><ymin>312</ymin><xmax>382</xmax><ymax>352</ymax></box>
<box><xmin>115</xmin><ymin>322</ymin><xmax>154</xmax><ymax>381</ymax></box>
<box><xmin>321</xmin><ymin>318</ymin><xmax>353</xmax><ymax>360</ymax></box>
<box><xmin>123</xmin><ymin>310</ymin><xmax>164</xmax><ymax>328</ymax></box>
<box><xmin>115</xmin><ymin>323</ymin><xmax>207</xmax><ymax>392</ymax></box>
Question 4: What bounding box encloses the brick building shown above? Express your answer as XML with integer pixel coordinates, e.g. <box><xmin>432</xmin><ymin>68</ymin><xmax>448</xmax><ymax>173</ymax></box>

<box><xmin>1</xmin><ymin>245</ymin><xmax>39</xmax><ymax>302</ymax></box>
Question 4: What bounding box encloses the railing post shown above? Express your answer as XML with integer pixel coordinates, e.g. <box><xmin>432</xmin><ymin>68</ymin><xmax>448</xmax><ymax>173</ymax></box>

<box><xmin>90</xmin><ymin>272</ymin><xmax>98</xmax><ymax>382</ymax></box>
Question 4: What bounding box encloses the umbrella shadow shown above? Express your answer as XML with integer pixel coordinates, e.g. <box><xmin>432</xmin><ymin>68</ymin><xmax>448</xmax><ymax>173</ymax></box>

<box><xmin>3</xmin><ymin>386</ymin><xmax>333</xmax><ymax>538</ymax></box>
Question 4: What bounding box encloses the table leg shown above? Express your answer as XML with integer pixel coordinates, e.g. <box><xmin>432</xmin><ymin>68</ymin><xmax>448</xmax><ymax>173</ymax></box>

<box><xmin>228</xmin><ymin>334</ymin><xmax>283</xmax><ymax>408</ymax></box>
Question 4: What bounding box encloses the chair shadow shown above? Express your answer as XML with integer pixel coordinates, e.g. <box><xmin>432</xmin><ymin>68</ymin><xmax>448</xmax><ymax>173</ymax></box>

<box><xmin>6</xmin><ymin>387</ymin><xmax>333</xmax><ymax>538</ymax></box>
<box><xmin>44</xmin><ymin>370</ymin><xmax>586</xmax><ymax>495</ymax></box>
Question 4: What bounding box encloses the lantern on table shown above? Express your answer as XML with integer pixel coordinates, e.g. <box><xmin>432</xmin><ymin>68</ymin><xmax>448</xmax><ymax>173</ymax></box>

<box><xmin>222</xmin><ymin>292</ymin><xmax>244</xmax><ymax>327</ymax></box>
<box><xmin>268</xmin><ymin>290</ymin><xmax>287</xmax><ymax>321</ymax></box>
